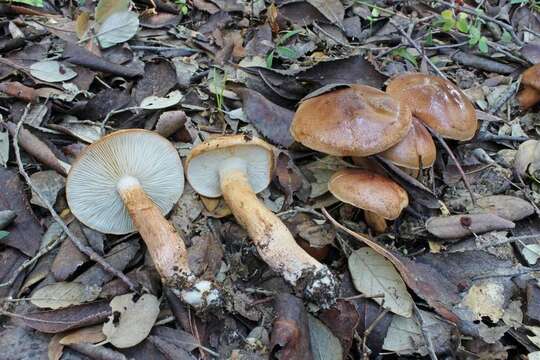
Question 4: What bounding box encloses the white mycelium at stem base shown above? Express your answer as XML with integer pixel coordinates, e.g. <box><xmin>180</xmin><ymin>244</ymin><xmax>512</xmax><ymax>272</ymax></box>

<box><xmin>186</xmin><ymin>135</ymin><xmax>338</xmax><ymax>306</ymax></box>
<box><xmin>67</xmin><ymin>130</ymin><xmax>220</xmax><ymax>308</ymax></box>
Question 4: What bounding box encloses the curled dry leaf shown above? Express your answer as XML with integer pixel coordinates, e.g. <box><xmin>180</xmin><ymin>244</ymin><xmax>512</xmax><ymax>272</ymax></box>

<box><xmin>348</xmin><ymin>247</ymin><xmax>414</xmax><ymax>318</ymax></box>
<box><xmin>270</xmin><ymin>293</ymin><xmax>313</xmax><ymax>360</ymax></box>
<box><xmin>22</xmin><ymin>301</ymin><xmax>111</xmax><ymax>333</ymax></box>
<box><xmin>31</xmin><ymin>281</ymin><xmax>101</xmax><ymax>309</ymax></box>
<box><xmin>5</xmin><ymin>122</ymin><xmax>70</xmax><ymax>176</ymax></box>
<box><xmin>102</xmin><ymin>293</ymin><xmax>160</xmax><ymax>348</ymax></box>
<box><xmin>426</xmin><ymin>214</ymin><xmax>515</xmax><ymax>240</ymax></box>
<box><xmin>470</xmin><ymin>195</ymin><xmax>535</xmax><ymax>221</ymax></box>
<box><xmin>60</xmin><ymin>325</ymin><xmax>106</xmax><ymax>345</ymax></box>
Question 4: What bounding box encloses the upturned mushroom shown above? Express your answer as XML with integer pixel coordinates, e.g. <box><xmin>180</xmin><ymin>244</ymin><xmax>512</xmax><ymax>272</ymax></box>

<box><xmin>185</xmin><ymin>135</ymin><xmax>338</xmax><ymax>307</ymax></box>
<box><xmin>379</xmin><ymin>117</ymin><xmax>436</xmax><ymax>173</ymax></box>
<box><xmin>67</xmin><ymin>129</ymin><xmax>220</xmax><ymax>308</ymax></box>
<box><xmin>386</xmin><ymin>73</ymin><xmax>478</xmax><ymax>140</ymax></box>
<box><xmin>328</xmin><ymin>169</ymin><xmax>409</xmax><ymax>233</ymax></box>
<box><xmin>517</xmin><ymin>64</ymin><xmax>540</xmax><ymax>109</ymax></box>
<box><xmin>290</xmin><ymin>84</ymin><xmax>412</xmax><ymax>156</ymax></box>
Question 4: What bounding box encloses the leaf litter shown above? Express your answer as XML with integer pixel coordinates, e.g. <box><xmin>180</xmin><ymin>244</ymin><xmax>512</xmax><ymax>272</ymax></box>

<box><xmin>0</xmin><ymin>0</ymin><xmax>539</xmax><ymax>358</ymax></box>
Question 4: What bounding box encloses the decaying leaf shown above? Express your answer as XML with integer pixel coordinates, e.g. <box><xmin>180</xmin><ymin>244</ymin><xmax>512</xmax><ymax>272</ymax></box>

<box><xmin>461</xmin><ymin>282</ymin><xmax>506</xmax><ymax>322</ymax></box>
<box><xmin>30</xmin><ymin>282</ymin><xmax>101</xmax><ymax>309</ymax></box>
<box><xmin>319</xmin><ymin>300</ymin><xmax>359</xmax><ymax>353</ymax></box>
<box><xmin>300</xmin><ymin>156</ymin><xmax>347</xmax><ymax>198</ymax></box>
<box><xmin>22</xmin><ymin>301</ymin><xmax>111</xmax><ymax>333</ymax></box>
<box><xmin>426</xmin><ymin>214</ymin><xmax>515</xmax><ymax>240</ymax></box>
<box><xmin>29</xmin><ymin>61</ymin><xmax>77</xmax><ymax>83</ymax></box>
<box><xmin>102</xmin><ymin>293</ymin><xmax>160</xmax><ymax>348</ymax></box>
<box><xmin>97</xmin><ymin>11</ymin><xmax>139</xmax><ymax>49</ymax></box>
<box><xmin>270</xmin><ymin>293</ymin><xmax>313</xmax><ymax>359</ymax></box>
<box><xmin>470</xmin><ymin>195</ymin><xmax>535</xmax><ymax>221</ymax></box>
<box><xmin>60</xmin><ymin>325</ymin><xmax>106</xmax><ymax>345</ymax></box>
<box><xmin>140</xmin><ymin>90</ymin><xmax>183</xmax><ymax>110</ymax></box>
<box><xmin>348</xmin><ymin>247</ymin><xmax>413</xmax><ymax>318</ymax></box>
<box><xmin>29</xmin><ymin>170</ymin><xmax>65</xmax><ymax>208</ymax></box>
<box><xmin>308</xmin><ymin>314</ymin><xmax>343</xmax><ymax>360</ymax></box>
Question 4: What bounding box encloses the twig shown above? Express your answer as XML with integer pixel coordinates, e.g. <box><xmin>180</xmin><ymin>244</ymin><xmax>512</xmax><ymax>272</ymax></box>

<box><xmin>13</xmin><ymin>115</ymin><xmax>140</xmax><ymax>293</ymax></box>
<box><xmin>388</xmin><ymin>19</ymin><xmax>447</xmax><ymax>79</ymax></box>
<box><xmin>100</xmin><ymin>106</ymin><xmax>140</xmax><ymax>132</ymax></box>
<box><xmin>0</xmin><ymin>234</ymin><xmax>65</xmax><ymax>289</ymax></box>
<box><xmin>414</xmin><ymin>304</ymin><xmax>438</xmax><ymax>360</ymax></box>
<box><xmin>425</xmin><ymin>125</ymin><xmax>476</xmax><ymax>205</ymax></box>
<box><xmin>340</xmin><ymin>293</ymin><xmax>384</xmax><ymax>301</ymax></box>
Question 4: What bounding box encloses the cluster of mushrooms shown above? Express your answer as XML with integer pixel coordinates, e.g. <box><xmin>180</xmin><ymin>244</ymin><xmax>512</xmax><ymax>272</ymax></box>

<box><xmin>65</xmin><ymin>72</ymin><xmax>479</xmax><ymax>310</ymax></box>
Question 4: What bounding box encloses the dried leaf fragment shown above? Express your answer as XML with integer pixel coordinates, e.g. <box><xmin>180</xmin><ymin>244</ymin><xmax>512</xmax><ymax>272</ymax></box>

<box><xmin>31</xmin><ymin>282</ymin><xmax>101</xmax><ymax>309</ymax></box>
<box><xmin>102</xmin><ymin>293</ymin><xmax>160</xmax><ymax>348</ymax></box>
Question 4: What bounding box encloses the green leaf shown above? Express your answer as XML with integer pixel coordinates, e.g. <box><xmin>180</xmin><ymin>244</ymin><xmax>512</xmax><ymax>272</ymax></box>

<box><xmin>275</xmin><ymin>46</ymin><xmax>297</xmax><ymax>60</ymax></box>
<box><xmin>441</xmin><ymin>9</ymin><xmax>454</xmax><ymax>20</ymax></box>
<box><xmin>11</xmin><ymin>0</ymin><xmax>44</xmax><ymax>7</ymax></box>
<box><xmin>371</xmin><ymin>8</ymin><xmax>380</xmax><ymax>17</ymax></box>
<box><xmin>392</xmin><ymin>48</ymin><xmax>418</xmax><ymax>67</ymax></box>
<box><xmin>278</xmin><ymin>29</ymin><xmax>302</xmax><ymax>45</ymax></box>
<box><xmin>468</xmin><ymin>25</ymin><xmax>481</xmax><ymax>45</ymax></box>
<box><xmin>266</xmin><ymin>50</ymin><xmax>274</xmax><ymax>68</ymax></box>
<box><xmin>456</xmin><ymin>13</ymin><xmax>469</xmax><ymax>33</ymax></box>
<box><xmin>0</xmin><ymin>231</ymin><xmax>8</xmax><ymax>240</ymax></box>
<box><xmin>501</xmin><ymin>30</ymin><xmax>512</xmax><ymax>43</ymax></box>
<box><xmin>478</xmin><ymin>36</ymin><xmax>489</xmax><ymax>53</ymax></box>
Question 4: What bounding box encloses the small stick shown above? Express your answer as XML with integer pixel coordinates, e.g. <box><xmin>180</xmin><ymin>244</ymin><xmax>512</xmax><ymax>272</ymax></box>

<box><xmin>426</xmin><ymin>125</ymin><xmax>476</xmax><ymax>205</ymax></box>
<box><xmin>414</xmin><ymin>304</ymin><xmax>438</xmax><ymax>360</ymax></box>
<box><xmin>389</xmin><ymin>19</ymin><xmax>447</xmax><ymax>80</ymax></box>
<box><xmin>13</xmin><ymin>114</ymin><xmax>140</xmax><ymax>293</ymax></box>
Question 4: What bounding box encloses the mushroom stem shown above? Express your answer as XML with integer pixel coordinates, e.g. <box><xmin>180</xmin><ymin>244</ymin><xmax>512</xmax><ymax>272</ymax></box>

<box><xmin>364</xmin><ymin>210</ymin><xmax>387</xmax><ymax>234</ymax></box>
<box><xmin>117</xmin><ymin>176</ymin><xmax>221</xmax><ymax>308</ymax></box>
<box><xmin>117</xmin><ymin>176</ymin><xmax>191</xmax><ymax>283</ymax></box>
<box><xmin>517</xmin><ymin>86</ymin><xmax>540</xmax><ymax>109</ymax></box>
<box><xmin>218</xmin><ymin>158</ymin><xmax>337</xmax><ymax>306</ymax></box>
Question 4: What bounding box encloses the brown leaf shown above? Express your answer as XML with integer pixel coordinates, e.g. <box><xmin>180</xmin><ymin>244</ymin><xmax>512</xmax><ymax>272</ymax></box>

<box><xmin>275</xmin><ymin>152</ymin><xmax>305</xmax><ymax>204</ymax></box>
<box><xmin>51</xmin><ymin>222</ymin><xmax>89</xmax><ymax>281</ymax></box>
<box><xmin>155</xmin><ymin>110</ymin><xmax>187</xmax><ymax>138</ymax></box>
<box><xmin>60</xmin><ymin>325</ymin><xmax>106</xmax><ymax>345</ymax></box>
<box><xmin>0</xmin><ymin>167</ymin><xmax>43</xmax><ymax>256</ymax></box>
<box><xmin>235</xmin><ymin>87</ymin><xmax>295</xmax><ymax>147</ymax></box>
<box><xmin>471</xmin><ymin>195</ymin><xmax>535</xmax><ymax>221</ymax></box>
<box><xmin>48</xmin><ymin>333</ymin><xmax>64</xmax><ymax>360</ymax></box>
<box><xmin>354</xmin><ymin>297</ymin><xmax>393</xmax><ymax>355</ymax></box>
<box><xmin>5</xmin><ymin>122</ymin><xmax>69</xmax><ymax>176</ymax></box>
<box><xmin>21</xmin><ymin>301</ymin><xmax>111</xmax><ymax>333</ymax></box>
<box><xmin>426</xmin><ymin>214</ymin><xmax>515</xmax><ymax>240</ymax></box>
<box><xmin>63</xmin><ymin>43</ymin><xmax>142</xmax><ymax>78</ymax></box>
<box><xmin>319</xmin><ymin>299</ymin><xmax>359</xmax><ymax>353</ymax></box>
<box><xmin>188</xmin><ymin>232</ymin><xmax>224</xmax><ymax>278</ymax></box>
<box><xmin>0</xmin><ymin>81</ymin><xmax>37</xmax><ymax>102</ymax></box>
<box><xmin>74</xmin><ymin>239</ymin><xmax>140</xmax><ymax>287</ymax></box>
<box><xmin>75</xmin><ymin>11</ymin><xmax>90</xmax><ymax>39</ymax></box>
<box><xmin>81</xmin><ymin>88</ymin><xmax>133</xmax><ymax>122</ymax></box>
<box><xmin>270</xmin><ymin>293</ymin><xmax>313</xmax><ymax>360</ymax></box>
<box><xmin>133</xmin><ymin>61</ymin><xmax>177</xmax><ymax>104</ymax></box>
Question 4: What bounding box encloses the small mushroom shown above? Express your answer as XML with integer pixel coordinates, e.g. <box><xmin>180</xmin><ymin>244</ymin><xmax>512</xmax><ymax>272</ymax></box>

<box><xmin>517</xmin><ymin>64</ymin><xmax>540</xmax><ymax>109</ymax></box>
<box><xmin>290</xmin><ymin>85</ymin><xmax>412</xmax><ymax>156</ymax></box>
<box><xmin>328</xmin><ymin>169</ymin><xmax>408</xmax><ymax>233</ymax></box>
<box><xmin>67</xmin><ymin>129</ymin><xmax>220</xmax><ymax>308</ymax></box>
<box><xmin>185</xmin><ymin>135</ymin><xmax>338</xmax><ymax>307</ymax></box>
<box><xmin>386</xmin><ymin>73</ymin><xmax>478</xmax><ymax>140</ymax></box>
<box><xmin>379</xmin><ymin>117</ymin><xmax>436</xmax><ymax>172</ymax></box>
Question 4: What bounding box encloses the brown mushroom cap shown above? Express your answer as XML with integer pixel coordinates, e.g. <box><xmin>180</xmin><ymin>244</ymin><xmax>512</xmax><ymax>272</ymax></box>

<box><xmin>290</xmin><ymin>85</ymin><xmax>412</xmax><ymax>156</ymax></box>
<box><xmin>379</xmin><ymin>117</ymin><xmax>436</xmax><ymax>169</ymax></box>
<box><xmin>386</xmin><ymin>73</ymin><xmax>477</xmax><ymax>141</ymax></box>
<box><xmin>522</xmin><ymin>64</ymin><xmax>540</xmax><ymax>90</ymax></box>
<box><xmin>328</xmin><ymin>168</ymin><xmax>409</xmax><ymax>220</ymax></box>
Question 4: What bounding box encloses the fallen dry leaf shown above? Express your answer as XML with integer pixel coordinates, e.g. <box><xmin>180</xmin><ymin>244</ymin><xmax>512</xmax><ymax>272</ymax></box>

<box><xmin>30</xmin><ymin>282</ymin><xmax>101</xmax><ymax>309</ymax></box>
<box><xmin>102</xmin><ymin>293</ymin><xmax>160</xmax><ymax>348</ymax></box>
<box><xmin>426</xmin><ymin>214</ymin><xmax>515</xmax><ymax>240</ymax></box>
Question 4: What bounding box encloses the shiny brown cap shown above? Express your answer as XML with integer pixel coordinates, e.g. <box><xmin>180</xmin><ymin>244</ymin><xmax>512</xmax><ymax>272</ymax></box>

<box><xmin>522</xmin><ymin>64</ymin><xmax>540</xmax><ymax>90</ymax></box>
<box><xmin>386</xmin><ymin>73</ymin><xmax>477</xmax><ymax>141</ymax></box>
<box><xmin>379</xmin><ymin>117</ymin><xmax>436</xmax><ymax>169</ymax></box>
<box><xmin>328</xmin><ymin>168</ymin><xmax>408</xmax><ymax>220</ymax></box>
<box><xmin>291</xmin><ymin>85</ymin><xmax>412</xmax><ymax>156</ymax></box>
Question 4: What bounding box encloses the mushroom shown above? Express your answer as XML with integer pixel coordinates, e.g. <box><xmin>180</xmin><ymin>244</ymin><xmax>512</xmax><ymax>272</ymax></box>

<box><xmin>328</xmin><ymin>169</ymin><xmax>409</xmax><ymax>233</ymax></box>
<box><xmin>67</xmin><ymin>129</ymin><xmax>220</xmax><ymax>308</ymax></box>
<box><xmin>290</xmin><ymin>84</ymin><xmax>412</xmax><ymax>156</ymax></box>
<box><xmin>517</xmin><ymin>64</ymin><xmax>540</xmax><ymax>109</ymax></box>
<box><xmin>185</xmin><ymin>134</ymin><xmax>338</xmax><ymax>307</ymax></box>
<box><xmin>379</xmin><ymin>117</ymin><xmax>436</xmax><ymax>174</ymax></box>
<box><xmin>386</xmin><ymin>73</ymin><xmax>478</xmax><ymax>141</ymax></box>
